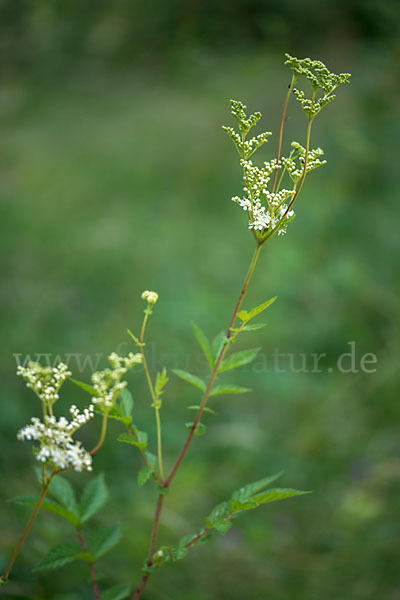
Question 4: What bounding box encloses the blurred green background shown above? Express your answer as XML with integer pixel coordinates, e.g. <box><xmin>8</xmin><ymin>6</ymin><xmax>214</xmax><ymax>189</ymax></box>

<box><xmin>1</xmin><ymin>1</ymin><xmax>399</xmax><ymax>598</ymax></box>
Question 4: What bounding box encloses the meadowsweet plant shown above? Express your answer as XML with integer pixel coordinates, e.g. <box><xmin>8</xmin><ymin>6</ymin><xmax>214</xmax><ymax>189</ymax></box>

<box><xmin>1</xmin><ymin>54</ymin><xmax>350</xmax><ymax>599</ymax></box>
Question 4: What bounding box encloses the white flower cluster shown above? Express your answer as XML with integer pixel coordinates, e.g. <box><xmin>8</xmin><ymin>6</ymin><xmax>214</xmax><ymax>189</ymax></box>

<box><xmin>232</xmin><ymin>159</ymin><xmax>295</xmax><ymax>236</ymax></box>
<box><xmin>141</xmin><ymin>290</ymin><xmax>159</xmax><ymax>304</ymax></box>
<box><xmin>17</xmin><ymin>408</ymin><xmax>94</xmax><ymax>472</ymax></box>
<box><xmin>17</xmin><ymin>362</ymin><xmax>71</xmax><ymax>407</ymax></box>
<box><xmin>91</xmin><ymin>352</ymin><xmax>142</xmax><ymax>411</ymax></box>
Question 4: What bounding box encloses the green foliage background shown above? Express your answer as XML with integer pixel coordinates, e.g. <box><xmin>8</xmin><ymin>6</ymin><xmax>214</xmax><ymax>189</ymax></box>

<box><xmin>1</xmin><ymin>1</ymin><xmax>399</xmax><ymax>598</ymax></box>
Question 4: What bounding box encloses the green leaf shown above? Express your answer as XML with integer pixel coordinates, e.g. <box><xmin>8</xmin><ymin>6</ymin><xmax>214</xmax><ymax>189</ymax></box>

<box><xmin>239</xmin><ymin>323</ymin><xmax>267</xmax><ymax>332</ymax></box>
<box><xmin>105</xmin><ymin>389</ymin><xmax>134</xmax><ymax>425</ymax></box>
<box><xmin>102</xmin><ymin>584</ymin><xmax>131</xmax><ymax>600</ymax></box>
<box><xmin>10</xmin><ymin>496</ymin><xmax>79</xmax><ymax>526</ymax></box>
<box><xmin>212</xmin><ymin>519</ymin><xmax>232</xmax><ymax>535</ymax></box>
<box><xmin>87</xmin><ymin>523</ymin><xmax>120</xmax><ymax>559</ymax></box>
<box><xmin>79</xmin><ymin>474</ymin><xmax>108</xmax><ymax>524</ymax></box>
<box><xmin>185</xmin><ymin>422</ymin><xmax>206</xmax><ymax>436</ymax></box>
<box><xmin>172</xmin><ymin>369</ymin><xmax>206</xmax><ymax>392</ymax></box>
<box><xmin>9</xmin><ymin>495</ymin><xmax>38</xmax><ymax>506</ymax></box>
<box><xmin>187</xmin><ymin>405</ymin><xmax>216</xmax><ymax>415</ymax></box>
<box><xmin>207</xmin><ymin>501</ymin><xmax>231</xmax><ymax>525</ymax></box>
<box><xmin>229</xmin><ymin>498</ymin><xmax>259</xmax><ymax>512</ymax></box>
<box><xmin>212</xmin><ymin>331</ymin><xmax>227</xmax><ymax>361</ymax></box>
<box><xmin>210</xmin><ymin>384</ymin><xmax>251</xmax><ymax>396</ymax></box>
<box><xmin>237</xmin><ymin>297</ymin><xmax>277</xmax><ymax>323</ymax></box>
<box><xmin>0</xmin><ymin>577</ymin><xmax>8</xmax><ymax>587</ymax></box>
<box><xmin>33</xmin><ymin>543</ymin><xmax>85</xmax><ymax>571</ymax></box>
<box><xmin>138</xmin><ymin>466</ymin><xmax>154</xmax><ymax>487</ymax></box>
<box><xmin>49</xmin><ymin>476</ymin><xmax>78</xmax><ymax>515</ymax></box>
<box><xmin>155</xmin><ymin>368</ymin><xmax>168</xmax><ymax>397</ymax></box>
<box><xmin>117</xmin><ymin>430</ymin><xmax>148</xmax><ymax>450</ymax></box>
<box><xmin>70</xmin><ymin>378</ymin><xmax>98</xmax><ymax>397</ymax></box>
<box><xmin>231</xmin><ymin>473</ymin><xmax>283</xmax><ymax>502</ymax></box>
<box><xmin>119</xmin><ymin>388</ymin><xmax>134</xmax><ymax>419</ymax></box>
<box><xmin>219</xmin><ymin>348</ymin><xmax>261</xmax><ymax>373</ymax></box>
<box><xmin>191</xmin><ymin>322</ymin><xmax>214</xmax><ymax>369</ymax></box>
<box><xmin>251</xmin><ymin>488</ymin><xmax>310</xmax><ymax>504</ymax></box>
<box><xmin>41</xmin><ymin>500</ymin><xmax>80</xmax><ymax>526</ymax></box>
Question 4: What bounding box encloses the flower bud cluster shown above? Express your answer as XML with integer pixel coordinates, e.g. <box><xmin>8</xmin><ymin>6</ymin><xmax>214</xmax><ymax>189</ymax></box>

<box><xmin>141</xmin><ymin>290</ymin><xmax>159</xmax><ymax>304</ymax></box>
<box><xmin>284</xmin><ymin>54</ymin><xmax>350</xmax><ymax>120</ymax></box>
<box><xmin>282</xmin><ymin>142</ymin><xmax>327</xmax><ymax>183</ymax></box>
<box><xmin>91</xmin><ymin>352</ymin><xmax>142</xmax><ymax>412</ymax></box>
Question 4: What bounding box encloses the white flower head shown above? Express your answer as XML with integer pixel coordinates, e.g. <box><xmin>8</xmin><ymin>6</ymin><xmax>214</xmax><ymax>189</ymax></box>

<box><xmin>17</xmin><ymin>362</ymin><xmax>72</xmax><ymax>409</ymax></box>
<box><xmin>18</xmin><ymin>411</ymin><xmax>94</xmax><ymax>472</ymax></box>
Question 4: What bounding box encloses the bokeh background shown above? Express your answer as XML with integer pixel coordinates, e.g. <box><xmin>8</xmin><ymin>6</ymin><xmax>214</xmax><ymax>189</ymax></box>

<box><xmin>1</xmin><ymin>1</ymin><xmax>399</xmax><ymax>599</ymax></box>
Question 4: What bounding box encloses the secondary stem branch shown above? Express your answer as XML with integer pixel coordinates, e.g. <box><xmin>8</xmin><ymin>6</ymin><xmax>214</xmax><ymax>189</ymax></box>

<box><xmin>131</xmin><ymin>243</ymin><xmax>262</xmax><ymax>599</ymax></box>
<box><xmin>1</xmin><ymin>473</ymin><xmax>55</xmax><ymax>582</ymax></box>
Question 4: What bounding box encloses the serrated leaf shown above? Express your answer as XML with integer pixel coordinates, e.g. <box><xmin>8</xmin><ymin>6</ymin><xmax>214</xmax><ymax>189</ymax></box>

<box><xmin>210</xmin><ymin>384</ymin><xmax>251</xmax><ymax>396</ymax></box>
<box><xmin>187</xmin><ymin>405</ymin><xmax>216</xmax><ymax>415</ymax></box>
<box><xmin>172</xmin><ymin>369</ymin><xmax>206</xmax><ymax>392</ymax></box>
<box><xmin>185</xmin><ymin>422</ymin><xmax>206</xmax><ymax>436</ymax></box>
<box><xmin>70</xmin><ymin>378</ymin><xmax>99</xmax><ymax>397</ymax></box>
<box><xmin>191</xmin><ymin>322</ymin><xmax>214</xmax><ymax>369</ymax></box>
<box><xmin>238</xmin><ymin>297</ymin><xmax>277</xmax><ymax>322</ymax></box>
<box><xmin>102</xmin><ymin>584</ymin><xmax>131</xmax><ymax>600</ymax></box>
<box><xmin>251</xmin><ymin>488</ymin><xmax>310</xmax><ymax>504</ymax></box>
<box><xmin>117</xmin><ymin>430</ymin><xmax>148</xmax><ymax>450</ymax></box>
<box><xmin>229</xmin><ymin>498</ymin><xmax>259</xmax><ymax>512</ymax></box>
<box><xmin>231</xmin><ymin>473</ymin><xmax>283</xmax><ymax>502</ymax></box>
<box><xmin>172</xmin><ymin>546</ymin><xmax>188</xmax><ymax>561</ymax></box>
<box><xmin>212</xmin><ymin>519</ymin><xmax>232</xmax><ymax>535</ymax></box>
<box><xmin>49</xmin><ymin>476</ymin><xmax>78</xmax><ymax>515</ymax></box>
<box><xmin>79</xmin><ymin>474</ymin><xmax>108</xmax><ymax>524</ymax></box>
<box><xmin>138</xmin><ymin>466</ymin><xmax>153</xmax><ymax>487</ymax></box>
<box><xmin>33</xmin><ymin>543</ymin><xmax>85</xmax><ymax>571</ymax></box>
<box><xmin>207</xmin><ymin>501</ymin><xmax>231</xmax><ymax>525</ymax></box>
<box><xmin>87</xmin><ymin>524</ymin><xmax>120</xmax><ymax>559</ymax></box>
<box><xmin>219</xmin><ymin>348</ymin><xmax>261</xmax><ymax>373</ymax></box>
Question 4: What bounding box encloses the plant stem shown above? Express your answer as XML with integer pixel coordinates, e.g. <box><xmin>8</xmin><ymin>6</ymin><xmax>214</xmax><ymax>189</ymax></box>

<box><xmin>262</xmin><ymin>115</ymin><xmax>313</xmax><ymax>246</ymax></box>
<box><xmin>271</xmin><ymin>75</ymin><xmax>296</xmax><ymax>194</ymax></box>
<box><xmin>139</xmin><ymin>308</ymin><xmax>164</xmax><ymax>482</ymax></box>
<box><xmin>76</xmin><ymin>529</ymin><xmax>100</xmax><ymax>600</ymax></box>
<box><xmin>132</xmin><ymin>494</ymin><xmax>165</xmax><ymax>600</ymax></box>
<box><xmin>165</xmin><ymin>243</ymin><xmax>262</xmax><ymax>487</ymax></box>
<box><xmin>132</xmin><ymin>243</ymin><xmax>262</xmax><ymax>599</ymax></box>
<box><xmin>90</xmin><ymin>412</ymin><xmax>108</xmax><ymax>456</ymax></box>
<box><xmin>1</xmin><ymin>472</ymin><xmax>55</xmax><ymax>582</ymax></box>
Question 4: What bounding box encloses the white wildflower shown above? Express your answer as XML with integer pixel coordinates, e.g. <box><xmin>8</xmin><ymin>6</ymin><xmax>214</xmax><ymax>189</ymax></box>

<box><xmin>17</xmin><ymin>412</ymin><xmax>94</xmax><ymax>472</ymax></box>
